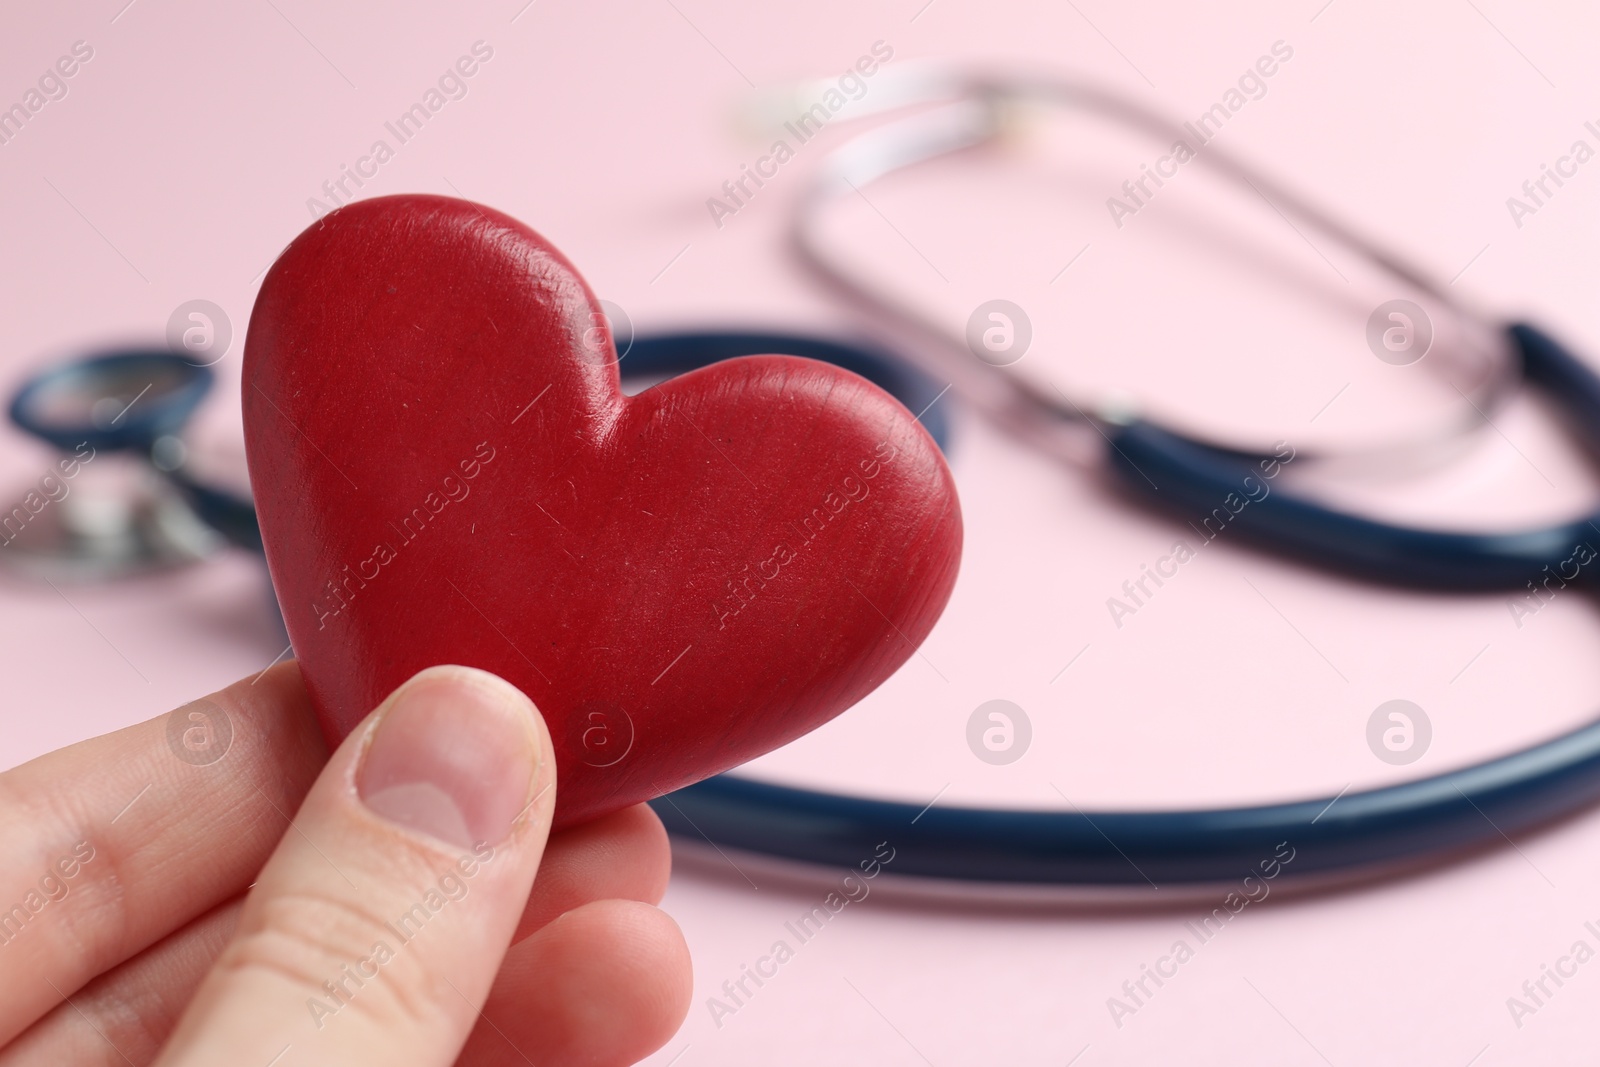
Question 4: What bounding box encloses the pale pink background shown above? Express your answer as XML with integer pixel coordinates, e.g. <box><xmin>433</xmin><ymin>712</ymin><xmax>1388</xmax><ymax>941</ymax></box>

<box><xmin>4</xmin><ymin>0</ymin><xmax>1600</xmax><ymax>1063</ymax></box>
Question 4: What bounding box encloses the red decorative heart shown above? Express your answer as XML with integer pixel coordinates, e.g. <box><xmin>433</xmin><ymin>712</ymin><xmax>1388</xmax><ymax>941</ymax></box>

<box><xmin>243</xmin><ymin>194</ymin><xmax>962</xmax><ymax>830</ymax></box>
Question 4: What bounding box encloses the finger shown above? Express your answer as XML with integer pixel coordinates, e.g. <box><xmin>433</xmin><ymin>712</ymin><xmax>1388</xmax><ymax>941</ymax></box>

<box><xmin>0</xmin><ymin>661</ymin><xmax>325</xmax><ymax>1044</ymax></box>
<box><xmin>460</xmin><ymin>899</ymin><xmax>692</xmax><ymax>1067</ymax></box>
<box><xmin>509</xmin><ymin>803</ymin><xmax>671</xmax><ymax>942</ymax></box>
<box><xmin>7</xmin><ymin>899</ymin><xmax>692</xmax><ymax>1067</ymax></box>
<box><xmin>4</xmin><ymin>805</ymin><xmax>672</xmax><ymax>1065</ymax></box>
<box><xmin>153</xmin><ymin>665</ymin><xmax>556</xmax><ymax>1067</ymax></box>
<box><xmin>0</xmin><ymin>902</ymin><xmax>240</xmax><ymax>1067</ymax></box>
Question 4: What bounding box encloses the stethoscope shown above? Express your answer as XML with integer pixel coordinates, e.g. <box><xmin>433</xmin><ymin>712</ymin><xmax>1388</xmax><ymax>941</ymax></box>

<box><xmin>10</xmin><ymin>71</ymin><xmax>1600</xmax><ymax>894</ymax></box>
<box><xmin>777</xmin><ymin>64</ymin><xmax>1520</xmax><ymax>478</ymax></box>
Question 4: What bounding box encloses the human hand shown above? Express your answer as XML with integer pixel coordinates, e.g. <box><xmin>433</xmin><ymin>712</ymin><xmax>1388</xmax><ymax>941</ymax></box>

<box><xmin>0</xmin><ymin>662</ymin><xmax>692</xmax><ymax>1066</ymax></box>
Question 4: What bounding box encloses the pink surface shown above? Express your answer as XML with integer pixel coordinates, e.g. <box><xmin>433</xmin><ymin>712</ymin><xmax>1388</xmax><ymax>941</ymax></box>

<box><xmin>3</xmin><ymin>0</ymin><xmax>1600</xmax><ymax>1063</ymax></box>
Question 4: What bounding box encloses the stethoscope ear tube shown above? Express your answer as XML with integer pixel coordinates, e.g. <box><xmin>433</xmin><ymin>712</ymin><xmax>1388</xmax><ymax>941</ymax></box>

<box><xmin>1517</xmin><ymin>321</ymin><xmax>1600</xmax><ymax>465</ymax></box>
<box><xmin>790</xmin><ymin>69</ymin><xmax>1521</xmax><ymax>474</ymax></box>
<box><xmin>1105</xmin><ymin>323</ymin><xmax>1600</xmax><ymax>591</ymax></box>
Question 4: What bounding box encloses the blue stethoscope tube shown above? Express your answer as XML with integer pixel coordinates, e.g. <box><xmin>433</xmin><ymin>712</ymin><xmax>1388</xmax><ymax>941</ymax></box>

<box><xmin>10</xmin><ymin>325</ymin><xmax>1600</xmax><ymax>886</ymax></box>
<box><xmin>646</xmin><ymin>323</ymin><xmax>1600</xmax><ymax>886</ymax></box>
<box><xmin>1106</xmin><ymin>324</ymin><xmax>1600</xmax><ymax>591</ymax></box>
<box><xmin>652</xmin><ymin>725</ymin><xmax>1600</xmax><ymax>885</ymax></box>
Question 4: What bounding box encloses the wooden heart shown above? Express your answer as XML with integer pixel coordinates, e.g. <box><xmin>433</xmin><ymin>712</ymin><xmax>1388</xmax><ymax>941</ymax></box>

<box><xmin>244</xmin><ymin>194</ymin><xmax>961</xmax><ymax>829</ymax></box>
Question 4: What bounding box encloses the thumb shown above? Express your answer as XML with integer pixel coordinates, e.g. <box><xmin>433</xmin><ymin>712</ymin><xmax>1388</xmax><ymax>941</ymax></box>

<box><xmin>154</xmin><ymin>664</ymin><xmax>555</xmax><ymax>1067</ymax></box>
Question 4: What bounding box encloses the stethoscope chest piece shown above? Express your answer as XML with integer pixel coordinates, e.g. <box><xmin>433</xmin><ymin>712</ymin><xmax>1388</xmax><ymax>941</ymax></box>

<box><xmin>4</xmin><ymin>349</ymin><xmax>226</xmax><ymax>582</ymax></box>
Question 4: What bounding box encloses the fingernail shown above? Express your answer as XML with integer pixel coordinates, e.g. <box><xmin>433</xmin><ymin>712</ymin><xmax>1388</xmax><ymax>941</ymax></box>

<box><xmin>358</xmin><ymin>666</ymin><xmax>544</xmax><ymax>850</ymax></box>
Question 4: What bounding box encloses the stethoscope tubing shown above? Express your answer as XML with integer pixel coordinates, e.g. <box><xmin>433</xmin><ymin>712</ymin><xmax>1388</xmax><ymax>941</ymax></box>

<box><xmin>654</xmin><ymin>717</ymin><xmax>1600</xmax><ymax>885</ymax></box>
<box><xmin>636</xmin><ymin>327</ymin><xmax>1600</xmax><ymax>886</ymax></box>
<box><xmin>13</xmin><ymin>328</ymin><xmax>1600</xmax><ymax>888</ymax></box>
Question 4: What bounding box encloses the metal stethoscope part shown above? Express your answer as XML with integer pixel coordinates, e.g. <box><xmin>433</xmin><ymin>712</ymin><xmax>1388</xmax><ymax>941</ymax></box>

<box><xmin>3</xmin><ymin>350</ymin><xmax>256</xmax><ymax>582</ymax></box>
<box><xmin>784</xmin><ymin>64</ymin><xmax>1517</xmax><ymax>476</ymax></box>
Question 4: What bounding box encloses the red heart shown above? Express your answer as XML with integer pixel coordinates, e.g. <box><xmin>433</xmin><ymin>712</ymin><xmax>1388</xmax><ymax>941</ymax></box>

<box><xmin>243</xmin><ymin>194</ymin><xmax>962</xmax><ymax>830</ymax></box>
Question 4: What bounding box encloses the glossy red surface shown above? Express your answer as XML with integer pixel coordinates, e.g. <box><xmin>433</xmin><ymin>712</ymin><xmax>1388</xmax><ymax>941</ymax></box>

<box><xmin>242</xmin><ymin>194</ymin><xmax>962</xmax><ymax>829</ymax></box>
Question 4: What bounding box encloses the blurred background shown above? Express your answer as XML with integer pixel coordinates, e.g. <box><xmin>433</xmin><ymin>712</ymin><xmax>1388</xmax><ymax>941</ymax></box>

<box><xmin>4</xmin><ymin>1</ymin><xmax>1600</xmax><ymax>1063</ymax></box>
